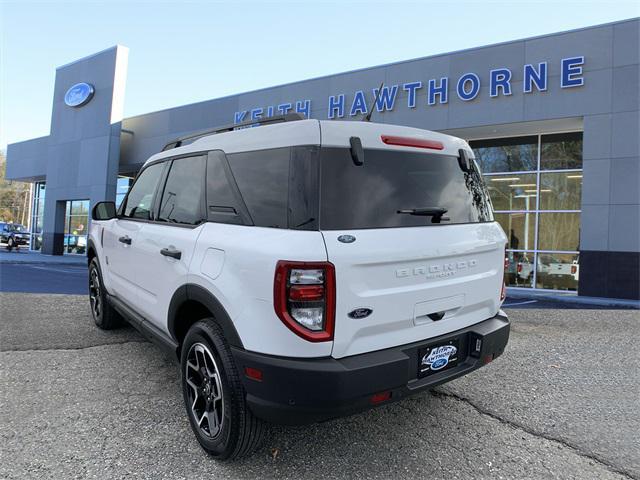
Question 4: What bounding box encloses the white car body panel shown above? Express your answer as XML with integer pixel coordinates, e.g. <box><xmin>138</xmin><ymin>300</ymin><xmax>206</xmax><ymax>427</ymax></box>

<box><xmin>101</xmin><ymin>218</ymin><xmax>144</xmax><ymax>307</ymax></box>
<box><xmin>134</xmin><ymin>222</ymin><xmax>204</xmax><ymax>333</ymax></box>
<box><xmin>188</xmin><ymin>223</ymin><xmax>332</xmax><ymax>357</ymax></box>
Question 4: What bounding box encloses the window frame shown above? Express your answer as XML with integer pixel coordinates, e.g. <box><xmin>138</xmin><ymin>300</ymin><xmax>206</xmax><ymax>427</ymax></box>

<box><xmin>154</xmin><ymin>154</ymin><xmax>208</xmax><ymax>227</ymax></box>
<box><xmin>118</xmin><ymin>152</ymin><xmax>210</xmax><ymax>228</ymax></box>
<box><xmin>470</xmin><ymin>130</ymin><xmax>583</xmax><ymax>293</ymax></box>
<box><xmin>205</xmin><ymin>150</ymin><xmax>254</xmax><ymax>226</ymax></box>
<box><xmin>29</xmin><ymin>181</ymin><xmax>46</xmax><ymax>251</ymax></box>
<box><xmin>225</xmin><ymin>146</ymin><xmax>293</xmax><ymax>229</ymax></box>
<box><xmin>117</xmin><ymin>146</ymin><xmax>323</xmax><ymax>231</ymax></box>
<box><xmin>117</xmin><ymin>160</ymin><xmax>169</xmax><ymax>222</ymax></box>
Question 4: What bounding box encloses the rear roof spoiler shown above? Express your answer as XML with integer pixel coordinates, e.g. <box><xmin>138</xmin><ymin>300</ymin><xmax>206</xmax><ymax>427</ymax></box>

<box><xmin>161</xmin><ymin>113</ymin><xmax>305</xmax><ymax>151</ymax></box>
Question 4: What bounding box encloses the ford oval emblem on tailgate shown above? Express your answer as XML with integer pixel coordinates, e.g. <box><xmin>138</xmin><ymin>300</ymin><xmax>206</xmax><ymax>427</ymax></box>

<box><xmin>338</xmin><ymin>235</ymin><xmax>356</xmax><ymax>243</ymax></box>
<box><xmin>348</xmin><ymin>308</ymin><xmax>373</xmax><ymax>319</ymax></box>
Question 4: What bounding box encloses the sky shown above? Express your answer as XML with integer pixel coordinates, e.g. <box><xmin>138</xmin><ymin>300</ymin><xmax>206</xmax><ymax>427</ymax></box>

<box><xmin>1</xmin><ymin>0</ymin><xmax>638</xmax><ymax>150</ymax></box>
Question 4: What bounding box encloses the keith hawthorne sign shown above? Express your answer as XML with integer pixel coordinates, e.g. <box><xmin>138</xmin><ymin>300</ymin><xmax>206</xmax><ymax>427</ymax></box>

<box><xmin>234</xmin><ymin>56</ymin><xmax>585</xmax><ymax>123</ymax></box>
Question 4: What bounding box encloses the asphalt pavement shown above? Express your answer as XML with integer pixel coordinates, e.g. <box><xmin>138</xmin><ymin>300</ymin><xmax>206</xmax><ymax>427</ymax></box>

<box><xmin>1</xmin><ymin>291</ymin><xmax>638</xmax><ymax>479</ymax></box>
<box><xmin>0</xmin><ymin>263</ymin><xmax>88</xmax><ymax>294</ymax></box>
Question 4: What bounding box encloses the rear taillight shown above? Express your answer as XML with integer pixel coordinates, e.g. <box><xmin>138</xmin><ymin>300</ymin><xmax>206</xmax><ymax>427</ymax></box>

<box><xmin>274</xmin><ymin>261</ymin><xmax>336</xmax><ymax>342</ymax></box>
<box><xmin>370</xmin><ymin>391</ymin><xmax>392</xmax><ymax>405</ymax></box>
<box><xmin>501</xmin><ymin>247</ymin><xmax>508</xmax><ymax>302</ymax></box>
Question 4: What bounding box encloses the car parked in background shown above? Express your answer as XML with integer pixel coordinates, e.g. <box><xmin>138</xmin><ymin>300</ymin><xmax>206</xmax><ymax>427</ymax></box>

<box><xmin>0</xmin><ymin>223</ymin><xmax>30</xmax><ymax>251</ymax></box>
<box><xmin>540</xmin><ymin>255</ymin><xmax>580</xmax><ymax>289</ymax></box>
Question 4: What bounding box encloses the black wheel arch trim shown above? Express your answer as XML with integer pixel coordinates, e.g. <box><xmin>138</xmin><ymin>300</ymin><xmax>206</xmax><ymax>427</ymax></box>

<box><xmin>87</xmin><ymin>238</ymin><xmax>98</xmax><ymax>263</ymax></box>
<box><xmin>168</xmin><ymin>283</ymin><xmax>244</xmax><ymax>349</ymax></box>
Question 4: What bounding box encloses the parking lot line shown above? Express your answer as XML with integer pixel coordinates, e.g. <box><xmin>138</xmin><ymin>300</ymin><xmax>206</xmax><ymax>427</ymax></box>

<box><xmin>503</xmin><ymin>299</ymin><xmax>539</xmax><ymax>307</ymax></box>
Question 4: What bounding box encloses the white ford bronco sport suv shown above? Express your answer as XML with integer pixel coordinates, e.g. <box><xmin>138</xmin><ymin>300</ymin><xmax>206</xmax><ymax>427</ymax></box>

<box><xmin>88</xmin><ymin>114</ymin><xmax>510</xmax><ymax>460</ymax></box>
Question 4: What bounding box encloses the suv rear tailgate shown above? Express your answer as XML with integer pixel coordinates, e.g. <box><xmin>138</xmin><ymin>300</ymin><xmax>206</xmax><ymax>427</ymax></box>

<box><xmin>323</xmin><ymin>223</ymin><xmax>506</xmax><ymax>359</ymax></box>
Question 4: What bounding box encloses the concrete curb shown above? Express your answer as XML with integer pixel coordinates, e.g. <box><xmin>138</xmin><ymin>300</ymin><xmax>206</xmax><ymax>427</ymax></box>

<box><xmin>0</xmin><ymin>252</ymin><xmax>86</xmax><ymax>267</ymax></box>
<box><xmin>506</xmin><ymin>288</ymin><xmax>640</xmax><ymax>309</ymax></box>
<box><xmin>0</xmin><ymin>260</ymin><xmax>87</xmax><ymax>267</ymax></box>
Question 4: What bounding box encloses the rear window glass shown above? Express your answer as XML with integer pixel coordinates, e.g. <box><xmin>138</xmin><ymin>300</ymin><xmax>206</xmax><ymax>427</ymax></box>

<box><xmin>319</xmin><ymin>148</ymin><xmax>493</xmax><ymax>230</ymax></box>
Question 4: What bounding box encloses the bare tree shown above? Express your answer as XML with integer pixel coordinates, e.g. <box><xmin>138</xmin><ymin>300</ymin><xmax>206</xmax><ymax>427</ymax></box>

<box><xmin>0</xmin><ymin>151</ymin><xmax>31</xmax><ymax>225</ymax></box>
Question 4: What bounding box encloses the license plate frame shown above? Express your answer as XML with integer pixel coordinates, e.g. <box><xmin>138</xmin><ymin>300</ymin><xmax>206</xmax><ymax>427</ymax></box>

<box><xmin>417</xmin><ymin>338</ymin><xmax>460</xmax><ymax>378</ymax></box>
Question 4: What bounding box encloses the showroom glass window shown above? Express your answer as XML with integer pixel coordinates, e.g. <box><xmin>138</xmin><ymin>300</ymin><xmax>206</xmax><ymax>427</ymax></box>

<box><xmin>64</xmin><ymin>199</ymin><xmax>90</xmax><ymax>255</ymax></box>
<box><xmin>30</xmin><ymin>182</ymin><xmax>46</xmax><ymax>251</ymax></box>
<box><xmin>471</xmin><ymin>132</ymin><xmax>582</xmax><ymax>291</ymax></box>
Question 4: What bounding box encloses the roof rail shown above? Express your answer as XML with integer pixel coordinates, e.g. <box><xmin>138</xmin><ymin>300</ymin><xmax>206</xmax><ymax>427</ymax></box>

<box><xmin>161</xmin><ymin>112</ymin><xmax>305</xmax><ymax>151</ymax></box>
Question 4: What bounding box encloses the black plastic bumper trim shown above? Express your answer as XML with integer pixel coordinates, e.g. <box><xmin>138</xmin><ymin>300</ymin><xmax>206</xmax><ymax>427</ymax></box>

<box><xmin>232</xmin><ymin>312</ymin><xmax>510</xmax><ymax>425</ymax></box>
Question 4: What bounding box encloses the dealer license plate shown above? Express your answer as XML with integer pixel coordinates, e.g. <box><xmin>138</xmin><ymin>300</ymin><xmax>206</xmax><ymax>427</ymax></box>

<box><xmin>418</xmin><ymin>339</ymin><xmax>460</xmax><ymax>378</ymax></box>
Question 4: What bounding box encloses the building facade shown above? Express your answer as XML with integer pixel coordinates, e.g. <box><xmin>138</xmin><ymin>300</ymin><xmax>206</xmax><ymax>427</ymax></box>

<box><xmin>6</xmin><ymin>19</ymin><xmax>639</xmax><ymax>299</ymax></box>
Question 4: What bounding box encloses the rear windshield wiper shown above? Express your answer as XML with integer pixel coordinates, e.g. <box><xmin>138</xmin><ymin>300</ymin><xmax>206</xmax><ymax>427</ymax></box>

<box><xmin>397</xmin><ymin>207</ymin><xmax>450</xmax><ymax>223</ymax></box>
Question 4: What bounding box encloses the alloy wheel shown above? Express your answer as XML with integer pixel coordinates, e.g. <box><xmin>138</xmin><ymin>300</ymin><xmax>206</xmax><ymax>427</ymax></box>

<box><xmin>89</xmin><ymin>268</ymin><xmax>102</xmax><ymax>319</ymax></box>
<box><xmin>185</xmin><ymin>343</ymin><xmax>224</xmax><ymax>438</ymax></box>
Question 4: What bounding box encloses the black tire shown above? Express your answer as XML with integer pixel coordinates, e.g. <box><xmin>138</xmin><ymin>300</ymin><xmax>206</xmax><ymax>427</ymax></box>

<box><xmin>6</xmin><ymin>238</ymin><xmax>14</xmax><ymax>251</ymax></box>
<box><xmin>181</xmin><ymin>319</ymin><xmax>266</xmax><ymax>460</ymax></box>
<box><xmin>88</xmin><ymin>257</ymin><xmax>122</xmax><ymax>329</ymax></box>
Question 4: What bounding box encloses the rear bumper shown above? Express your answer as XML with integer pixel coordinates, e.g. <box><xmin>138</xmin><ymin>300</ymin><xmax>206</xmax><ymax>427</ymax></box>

<box><xmin>4</xmin><ymin>237</ymin><xmax>28</xmax><ymax>245</ymax></box>
<box><xmin>232</xmin><ymin>312</ymin><xmax>510</xmax><ymax>425</ymax></box>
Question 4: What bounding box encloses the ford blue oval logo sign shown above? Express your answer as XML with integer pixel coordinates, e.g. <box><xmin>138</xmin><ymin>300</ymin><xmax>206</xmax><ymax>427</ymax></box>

<box><xmin>64</xmin><ymin>82</ymin><xmax>95</xmax><ymax>107</ymax></box>
<box><xmin>431</xmin><ymin>358</ymin><xmax>448</xmax><ymax>370</ymax></box>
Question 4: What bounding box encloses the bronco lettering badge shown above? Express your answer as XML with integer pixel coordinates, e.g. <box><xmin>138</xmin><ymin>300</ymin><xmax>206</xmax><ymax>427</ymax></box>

<box><xmin>396</xmin><ymin>259</ymin><xmax>478</xmax><ymax>280</ymax></box>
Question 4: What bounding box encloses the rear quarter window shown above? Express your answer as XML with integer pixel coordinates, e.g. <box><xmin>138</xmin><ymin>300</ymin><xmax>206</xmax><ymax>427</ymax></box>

<box><xmin>226</xmin><ymin>148</ymin><xmax>290</xmax><ymax>228</ymax></box>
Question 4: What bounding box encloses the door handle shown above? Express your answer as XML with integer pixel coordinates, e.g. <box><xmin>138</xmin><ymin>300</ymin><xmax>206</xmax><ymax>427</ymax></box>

<box><xmin>160</xmin><ymin>247</ymin><xmax>182</xmax><ymax>260</ymax></box>
<box><xmin>118</xmin><ymin>235</ymin><xmax>132</xmax><ymax>245</ymax></box>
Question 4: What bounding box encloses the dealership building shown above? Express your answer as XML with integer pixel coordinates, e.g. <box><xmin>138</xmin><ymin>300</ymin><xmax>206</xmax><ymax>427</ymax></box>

<box><xmin>6</xmin><ymin>18</ymin><xmax>639</xmax><ymax>299</ymax></box>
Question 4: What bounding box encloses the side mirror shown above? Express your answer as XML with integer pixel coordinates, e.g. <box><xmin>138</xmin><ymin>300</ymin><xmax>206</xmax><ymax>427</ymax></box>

<box><xmin>92</xmin><ymin>201</ymin><xmax>116</xmax><ymax>221</ymax></box>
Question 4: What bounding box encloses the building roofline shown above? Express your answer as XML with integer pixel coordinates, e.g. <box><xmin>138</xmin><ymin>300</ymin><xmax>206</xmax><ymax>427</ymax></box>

<box><xmin>122</xmin><ymin>17</ymin><xmax>639</xmax><ymax>122</ymax></box>
<box><xmin>6</xmin><ymin>135</ymin><xmax>50</xmax><ymax>148</ymax></box>
<box><xmin>56</xmin><ymin>44</ymin><xmax>128</xmax><ymax>70</ymax></box>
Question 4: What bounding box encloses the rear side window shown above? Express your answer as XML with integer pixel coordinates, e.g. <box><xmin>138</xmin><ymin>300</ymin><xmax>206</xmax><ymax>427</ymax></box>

<box><xmin>122</xmin><ymin>162</ymin><xmax>165</xmax><ymax>220</ymax></box>
<box><xmin>206</xmin><ymin>151</ymin><xmax>249</xmax><ymax>225</ymax></box>
<box><xmin>158</xmin><ymin>156</ymin><xmax>206</xmax><ymax>225</ymax></box>
<box><xmin>319</xmin><ymin>148</ymin><xmax>493</xmax><ymax>230</ymax></box>
<box><xmin>227</xmin><ymin>148</ymin><xmax>290</xmax><ymax>228</ymax></box>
